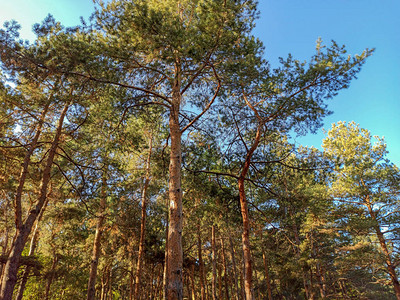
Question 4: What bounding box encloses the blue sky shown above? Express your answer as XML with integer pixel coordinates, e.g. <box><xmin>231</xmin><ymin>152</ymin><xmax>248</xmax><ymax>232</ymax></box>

<box><xmin>1</xmin><ymin>0</ymin><xmax>399</xmax><ymax>165</ymax></box>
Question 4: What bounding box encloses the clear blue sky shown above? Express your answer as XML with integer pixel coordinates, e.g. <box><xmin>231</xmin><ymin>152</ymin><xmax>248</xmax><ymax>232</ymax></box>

<box><xmin>1</xmin><ymin>0</ymin><xmax>399</xmax><ymax>165</ymax></box>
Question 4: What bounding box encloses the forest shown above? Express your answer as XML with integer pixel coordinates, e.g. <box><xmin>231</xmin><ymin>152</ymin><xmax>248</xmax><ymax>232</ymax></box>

<box><xmin>0</xmin><ymin>0</ymin><xmax>399</xmax><ymax>299</ymax></box>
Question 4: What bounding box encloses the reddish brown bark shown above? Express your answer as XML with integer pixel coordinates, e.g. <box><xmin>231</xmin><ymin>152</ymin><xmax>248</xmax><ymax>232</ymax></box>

<box><xmin>0</xmin><ymin>101</ymin><xmax>69</xmax><ymax>300</ymax></box>
<box><xmin>237</xmin><ymin>122</ymin><xmax>262</xmax><ymax>300</ymax></box>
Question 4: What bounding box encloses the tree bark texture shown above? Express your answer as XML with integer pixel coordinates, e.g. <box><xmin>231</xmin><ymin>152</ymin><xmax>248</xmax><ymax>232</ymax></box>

<box><xmin>167</xmin><ymin>65</ymin><xmax>183</xmax><ymax>300</ymax></box>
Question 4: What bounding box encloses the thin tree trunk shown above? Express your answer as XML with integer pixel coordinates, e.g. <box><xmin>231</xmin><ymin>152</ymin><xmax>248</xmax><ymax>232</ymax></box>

<box><xmin>167</xmin><ymin>64</ymin><xmax>183</xmax><ymax>300</ymax></box>
<box><xmin>262</xmin><ymin>251</ymin><xmax>273</xmax><ymax>300</ymax></box>
<box><xmin>190</xmin><ymin>264</ymin><xmax>196</xmax><ymax>300</ymax></box>
<box><xmin>44</xmin><ymin>252</ymin><xmax>58</xmax><ymax>300</ymax></box>
<box><xmin>198</xmin><ymin>224</ymin><xmax>206</xmax><ymax>300</ymax></box>
<box><xmin>130</xmin><ymin>265</ymin><xmax>134</xmax><ymax>300</ymax></box>
<box><xmin>163</xmin><ymin>196</ymin><xmax>170</xmax><ymax>300</ymax></box>
<box><xmin>211</xmin><ymin>225</ymin><xmax>217</xmax><ymax>300</ymax></box>
<box><xmin>0</xmin><ymin>101</ymin><xmax>69</xmax><ymax>300</ymax></box>
<box><xmin>218</xmin><ymin>256</ymin><xmax>222</xmax><ymax>299</ymax></box>
<box><xmin>229</xmin><ymin>237</ymin><xmax>240</xmax><ymax>300</ymax></box>
<box><xmin>87</xmin><ymin>172</ymin><xmax>107</xmax><ymax>300</ymax></box>
<box><xmin>134</xmin><ymin>133</ymin><xmax>153</xmax><ymax>300</ymax></box>
<box><xmin>220</xmin><ymin>238</ymin><xmax>230</xmax><ymax>300</ymax></box>
<box><xmin>108</xmin><ymin>267</ymin><xmax>112</xmax><ymax>300</ymax></box>
<box><xmin>16</xmin><ymin>195</ymin><xmax>50</xmax><ymax>300</ymax></box>
<box><xmin>0</xmin><ymin>193</ymin><xmax>11</xmax><ymax>292</ymax></box>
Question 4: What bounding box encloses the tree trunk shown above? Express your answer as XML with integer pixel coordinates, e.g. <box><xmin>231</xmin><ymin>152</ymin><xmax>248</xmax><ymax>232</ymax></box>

<box><xmin>44</xmin><ymin>253</ymin><xmax>58</xmax><ymax>300</ymax></box>
<box><xmin>189</xmin><ymin>264</ymin><xmax>196</xmax><ymax>300</ymax></box>
<box><xmin>87</xmin><ymin>172</ymin><xmax>107</xmax><ymax>300</ymax></box>
<box><xmin>229</xmin><ymin>237</ymin><xmax>240</xmax><ymax>300</ymax></box>
<box><xmin>262</xmin><ymin>251</ymin><xmax>273</xmax><ymax>300</ymax></box>
<box><xmin>198</xmin><ymin>224</ymin><xmax>206</xmax><ymax>300</ymax></box>
<box><xmin>166</xmin><ymin>64</ymin><xmax>183</xmax><ymax>300</ymax></box>
<box><xmin>220</xmin><ymin>238</ymin><xmax>230</xmax><ymax>300</ymax></box>
<box><xmin>0</xmin><ymin>193</ymin><xmax>11</xmax><ymax>292</ymax></box>
<box><xmin>15</xmin><ymin>195</ymin><xmax>50</xmax><ymax>300</ymax></box>
<box><xmin>14</xmin><ymin>100</ymin><xmax>50</xmax><ymax>230</ymax></box>
<box><xmin>211</xmin><ymin>225</ymin><xmax>217</xmax><ymax>300</ymax></box>
<box><xmin>134</xmin><ymin>133</ymin><xmax>153</xmax><ymax>300</ymax></box>
<box><xmin>237</xmin><ymin>175</ymin><xmax>253</xmax><ymax>300</ymax></box>
<box><xmin>0</xmin><ymin>101</ymin><xmax>69</xmax><ymax>300</ymax></box>
<box><xmin>163</xmin><ymin>195</ymin><xmax>170</xmax><ymax>300</ymax></box>
<box><xmin>218</xmin><ymin>255</ymin><xmax>222</xmax><ymax>299</ymax></box>
<box><xmin>367</xmin><ymin>202</ymin><xmax>400</xmax><ymax>299</ymax></box>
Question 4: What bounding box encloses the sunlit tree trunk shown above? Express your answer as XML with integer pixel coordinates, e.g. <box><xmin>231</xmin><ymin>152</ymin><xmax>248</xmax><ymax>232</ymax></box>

<box><xmin>167</xmin><ymin>63</ymin><xmax>183</xmax><ymax>300</ymax></box>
